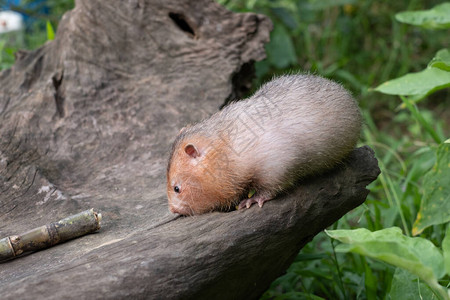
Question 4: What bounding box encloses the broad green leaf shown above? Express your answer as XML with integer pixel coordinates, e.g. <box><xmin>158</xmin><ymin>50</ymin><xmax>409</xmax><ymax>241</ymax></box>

<box><xmin>429</xmin><ymin>49</ymin><xmax>450</xmax><ymax>71</ymax></box>
<box><xmin>326</xmin><ymin>227</ymin><xmax>445</xmax><ymax>281</ymax></box>
<box><xmin>374</xmin><ymin>67</ymin><xmax>450</xmax><ymax>96</ymax></box>
<box><xmin>412</xmin><ymin>143</ymin><xmax>450</xmax><ymax>235</ymax></box>
<box><xmin>395</xmin><ymin>3</ymin><xmax>450</xmax><ymax>29</ymax></box>
<box><xmin>46</xmin><ymin>21</ymin><xmax>55</xmax><ymax>41</ymax></box>
<box><xmin>266</xmin><ymin>25</ymin><xmax>297</xmax><ymax>69</ymax></box>
<box><xmin>443</xmin><ymin>226</ymin><xmax>450</xmax><ymax>276</ymax></box>
<box><xmin>389</xmin><ymin>268</ymin><xmax>435</xmax><ymax>300</ymax></box>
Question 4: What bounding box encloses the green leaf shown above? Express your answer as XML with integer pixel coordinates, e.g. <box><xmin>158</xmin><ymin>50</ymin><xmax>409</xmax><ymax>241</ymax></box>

<box><xmin>395</xmin><ymin>2</ymin><xmax>450</xmax><ymax>29</ymax></box>
<box><xmin>443</xmin><ymin>225</ymin><xmax>450</xmax><ymax>276</ymax></box>
<box><xmin>46</xmin><ymin>21</ymin><xmax>55</xmax><ymax>41</ymax></box>
<box><xmin>374</xmin><ymin>67</ymin><xmax>450</xmax><ymax>96</ymax></box>
<box><xmin>294</xmin><ymin>253</ymin><xmax>327</xmax><ymax>262</ymax></box>
<box><xmin>429</xmin><ymin>49</ymin><xmax>450</xmax><ymax>71</ymax></box>
<box><xmin>326</xmin><ymin>227</ymin><xmax>445</xmax><ymax>279</ymax></box>
<box><xmin>389</xmin><ymin>268</ymin><xmax>435</xmax><ymax>300</ymax></box>
<box><xmin>326</xmin><ymin>227</ymin><xmax>449</xmax><ymax>299</ymax></box>
<box><xmin>266</xmin><ymin>25</ymin><xmax>297</xmax><ymax>69</ymax></box>
<box><xmin>364</xmin><ymin>259</ymin><xmax>377</xmax><ymax>300</ymax></box>
<box><xmin>412</xmin><ymin>143</ymin><xmax>450</xmax><ymax>235</ymax></box>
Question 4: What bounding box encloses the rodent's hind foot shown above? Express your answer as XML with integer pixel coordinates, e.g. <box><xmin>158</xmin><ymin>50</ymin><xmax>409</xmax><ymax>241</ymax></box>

<box><xmin>237</xmin><ymin>194</ymin><xmax>272</xmax><ymax>210</ymax></box>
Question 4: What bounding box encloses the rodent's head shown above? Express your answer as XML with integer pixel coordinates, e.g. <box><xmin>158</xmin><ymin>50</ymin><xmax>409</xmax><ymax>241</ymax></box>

<box><xmin>167</xmin><ymin>134</ymin><xmax>240</xmax><ymax>215</ymax></box>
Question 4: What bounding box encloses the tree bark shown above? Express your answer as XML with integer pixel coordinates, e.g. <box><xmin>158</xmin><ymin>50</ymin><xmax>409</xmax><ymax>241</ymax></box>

<box><xmin>0</xmin><ymin>0</ymin><xmax>379</xmax><ymax>299</ymax></box>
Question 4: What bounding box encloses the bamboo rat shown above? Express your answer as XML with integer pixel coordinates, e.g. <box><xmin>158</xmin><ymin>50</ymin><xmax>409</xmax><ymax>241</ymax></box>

<box><xmin>167</xmin><ymin>74</ymin><xmax>362</xmax><ymax>215</ymax></box>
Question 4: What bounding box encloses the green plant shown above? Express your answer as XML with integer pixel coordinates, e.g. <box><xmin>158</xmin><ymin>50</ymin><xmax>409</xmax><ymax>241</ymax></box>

<box><xmin>233</xmin><ymin>1</ymin><xmax>449</xmax><ymax>299</ymax></box>
<box><xmin>327</xmin><ymin>227</ymin><xmax>449</xmax><ymax>299</ymax></box>
<box><xmin>328</xmin><ymin>3</ymin><xmax>450</xmax><ymax>300</ymax></box>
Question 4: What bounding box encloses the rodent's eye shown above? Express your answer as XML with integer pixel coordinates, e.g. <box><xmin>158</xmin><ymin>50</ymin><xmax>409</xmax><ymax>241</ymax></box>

<box><xmin>174</xmin><ymin>186</ymin><xmax>181</xmax><ymax>193</ymax></box>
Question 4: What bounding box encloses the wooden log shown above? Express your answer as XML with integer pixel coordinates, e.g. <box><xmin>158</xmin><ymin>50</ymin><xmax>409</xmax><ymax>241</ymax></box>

<box><xmin>0</xmin><ymin>0</ymin><xmax>379</xmax><ymax>299</ymax></box>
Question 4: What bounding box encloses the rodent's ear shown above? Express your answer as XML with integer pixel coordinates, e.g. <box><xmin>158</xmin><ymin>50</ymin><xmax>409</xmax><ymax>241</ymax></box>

<box><xmin>185</xmin><ymin>144</ymin><xmax>200</xmax><ymax>158</ymax></box>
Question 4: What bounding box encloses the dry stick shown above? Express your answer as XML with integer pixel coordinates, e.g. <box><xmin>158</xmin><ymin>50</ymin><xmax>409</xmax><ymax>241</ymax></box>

<box><xmin>0</xmin><ymin>208</ymin><xmax>101</xmax><ymax>262</ymax></box>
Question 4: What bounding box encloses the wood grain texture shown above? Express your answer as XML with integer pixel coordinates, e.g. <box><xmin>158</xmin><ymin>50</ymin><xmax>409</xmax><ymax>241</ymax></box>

<box><xmin>0</xmin><ymin>0</ymin><xmax>379</xmax><ymax>299</ymax></box>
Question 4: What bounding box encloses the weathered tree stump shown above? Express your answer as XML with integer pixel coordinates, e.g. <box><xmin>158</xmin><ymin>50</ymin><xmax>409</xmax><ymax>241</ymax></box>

<box><xmin>0</xmin><ymin>0</ymin><xmax>380</xmax><ymax>299</ymax></box>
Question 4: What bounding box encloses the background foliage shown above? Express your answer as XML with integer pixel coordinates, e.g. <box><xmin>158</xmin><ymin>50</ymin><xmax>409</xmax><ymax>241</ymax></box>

<box><xmin>1</xmin><ymin>0</ymin><xmax>449</xmax><ymax>299</ymax></box>
<box><xmin>214</xmin><ymin>1</ymin><xmax>449</xmax><ymax>299</ymax></box>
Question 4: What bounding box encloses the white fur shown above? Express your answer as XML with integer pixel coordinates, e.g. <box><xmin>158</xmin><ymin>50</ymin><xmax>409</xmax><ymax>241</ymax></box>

<box><xmin>188</xmin><ymin>74</ymin><xmax>361</xmax><ymax>193</ymax></box>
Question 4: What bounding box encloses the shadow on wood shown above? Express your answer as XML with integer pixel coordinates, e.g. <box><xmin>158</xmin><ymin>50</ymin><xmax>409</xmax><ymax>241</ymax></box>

<box><xmin>0</xmin><ymin>0</ymin><xmax>379</xmax><ymax>299</ymax></box>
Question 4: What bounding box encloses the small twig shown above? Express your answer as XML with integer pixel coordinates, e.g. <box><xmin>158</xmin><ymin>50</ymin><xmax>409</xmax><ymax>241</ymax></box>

<box><xmin>0</xmin><ymin>208</ymin><xmax>101</xmax><ymax>262</ymax></box>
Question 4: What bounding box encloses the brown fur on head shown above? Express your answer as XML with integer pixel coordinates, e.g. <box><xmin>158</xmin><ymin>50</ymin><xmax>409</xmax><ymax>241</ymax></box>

<box><xmin>167</xmin><ymin>134</ymin><xmax>243</xmax><ymax>215</ymax></box>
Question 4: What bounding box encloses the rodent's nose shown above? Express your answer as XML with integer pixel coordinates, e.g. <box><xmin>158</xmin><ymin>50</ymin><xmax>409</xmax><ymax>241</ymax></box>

<box><xmin>169</xmin><ymin>204</ymin><xmax>192</xmax><ymax>216</ymax></box>
<box><xmin>168</xmin><ymin>195</ymin><xmax>192</xmax><ymax>215</ymax></box>
<box><xmin>169</xmin><ymin>205</ymin><xmax>179</xmax><ymax>214</ymax></box>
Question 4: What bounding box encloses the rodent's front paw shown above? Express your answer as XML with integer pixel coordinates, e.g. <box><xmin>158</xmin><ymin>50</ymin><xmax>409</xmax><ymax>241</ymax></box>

<box><xmin>237</xmin><ymin>194</ymin><xmax>272</xmax><ymax>210</ymax></box>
